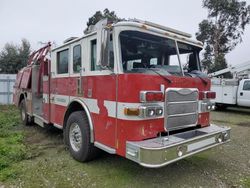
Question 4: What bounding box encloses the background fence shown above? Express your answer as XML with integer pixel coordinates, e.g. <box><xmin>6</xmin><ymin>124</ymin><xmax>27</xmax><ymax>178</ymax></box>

<box><xmin>0</xmin><ymin>74</ymin><xmax>16</xmax><ymax>104</ymax></box>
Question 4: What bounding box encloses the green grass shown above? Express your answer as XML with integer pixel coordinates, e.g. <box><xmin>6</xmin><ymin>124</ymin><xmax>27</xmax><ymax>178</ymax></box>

<box><xmin>241</xmin><ymin>177</ymin><xmax>250</xmax><ymax>188</ymax></box>
<box><xmin>0</xmin><ymin>105</ymin><xmax>27</xmax><ymax>181</ymax></box>
<box><xmin>0</xmin><ymin>105</ymin><xmax>249</xmax><ymax>187</ymax></box>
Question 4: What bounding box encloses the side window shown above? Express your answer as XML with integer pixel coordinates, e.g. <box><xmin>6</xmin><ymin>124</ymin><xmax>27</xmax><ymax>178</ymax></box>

<box><xmin>109</xmin><ymin>34</ymin><xmax>114</xmax><ymax>69</ymax></box>
<box><xmin>150</xmin><ymin>58</ymin><xmax>158</xmax><ymax>65</ymax></box>
<box><xmin>90</xmin><ymin>39</ymin><xmax>98</xmax><ymax>71</ymax></box>
<box><xmin>243</xmin><ymin>81</ymin><xmax>250</xmax><ymax>91</ymax></box>
<box><xmin>57</xmin><ymin>49</ymin><xmax>69</xmax><ymax>74</ymax></box>
<box><xmin>73</xmin><ymin>45</ymin><xmax>81</xmax><ymax>73</ymax></box>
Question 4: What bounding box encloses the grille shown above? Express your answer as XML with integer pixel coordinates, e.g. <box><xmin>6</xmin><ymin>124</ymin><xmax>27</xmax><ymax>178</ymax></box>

<box><xmin>165</xmin><ymin>88</ymin><xmax>198</xmax><ymax>131</ymax></box>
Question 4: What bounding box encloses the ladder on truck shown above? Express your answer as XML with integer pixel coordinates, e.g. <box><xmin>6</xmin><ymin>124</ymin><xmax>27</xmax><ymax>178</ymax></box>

<box><xmin>208</xmin><ymin>61</ymin><xmax>250</xmax><ymax>79</ymax></box>
<box><xmin>16</xmin><ymin>43</ymin><xmax>51</xmax><ymax>91</ymax></box>
<box><xmin>28</xmin><ymin>43</ymin><xmax>51</xmax><ymax>95</ymax></box>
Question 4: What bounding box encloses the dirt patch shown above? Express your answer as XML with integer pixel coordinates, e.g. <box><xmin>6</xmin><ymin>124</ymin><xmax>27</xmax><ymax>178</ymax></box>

<box><xmin>237</xmin><ymin>122</ymin><xmax>250</xmax><ymax>127</ymax></box>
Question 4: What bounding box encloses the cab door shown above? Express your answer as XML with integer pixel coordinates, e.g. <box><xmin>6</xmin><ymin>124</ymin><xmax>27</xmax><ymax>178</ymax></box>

<box><xmin>50</xmin><ymin>46</ymin><xmax>70</xmax><ymax>126</ymax></box>
<box><xmin>237</xmin><ymin>79</ymin><xmax>250</xmax><ymax>107</ymax></box>
<box><xmin>68</xmin><ymin>42</ymin><xmax>83</xmax><ymax>97</ymax></box>
<box><xmin>84</xmin><ymin>34</ymin><xmax>117</xmax><ymax>149</ymax></box>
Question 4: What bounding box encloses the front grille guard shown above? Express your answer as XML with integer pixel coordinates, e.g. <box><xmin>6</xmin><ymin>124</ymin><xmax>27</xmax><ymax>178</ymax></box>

<box><xmin>164</xmin><ymin>88</ymin><xmax>199</xmax><ymax>133</ymax></box>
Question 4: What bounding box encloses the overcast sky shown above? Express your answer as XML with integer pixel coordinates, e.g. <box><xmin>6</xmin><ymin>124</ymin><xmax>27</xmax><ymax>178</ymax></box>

<box><xmin>0</xmin><ymin>0</ymin><xmax>250</xmax><ymax>66</ymax></box>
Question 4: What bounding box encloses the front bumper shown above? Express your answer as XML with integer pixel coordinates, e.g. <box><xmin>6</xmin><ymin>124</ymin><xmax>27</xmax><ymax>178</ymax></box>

<box><xmin>126</xmin><ymin>124</ymin><xmax>230</xmax><ymax>168</ymax></box>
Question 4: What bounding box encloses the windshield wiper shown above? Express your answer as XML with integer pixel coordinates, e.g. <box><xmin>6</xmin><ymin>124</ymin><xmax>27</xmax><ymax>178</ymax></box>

<box><xmin>189</xmin><ymin>71</ymin><xmax>208</xmax><ymax>85</ymax></box>
<box><xmin>197</xmin><ymin>75</ymin><xmax>208</xmax><ymax>85</ymax></box>
<box><xmin>148</xmin><ymin>68</ymin><xmax>172</xmax><ymax>84</ymax></box>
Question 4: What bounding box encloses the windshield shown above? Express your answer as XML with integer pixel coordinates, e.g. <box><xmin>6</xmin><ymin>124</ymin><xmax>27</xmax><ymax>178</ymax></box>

<box><xmin>120</xmin><ymin>31</ymin><xmax>202</xmax><ymax>76</ymax></box>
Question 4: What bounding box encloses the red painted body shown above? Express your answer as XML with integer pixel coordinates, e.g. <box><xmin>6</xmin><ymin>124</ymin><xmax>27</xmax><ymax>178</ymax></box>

<box><xmin>14</xmin><ymin>64</ymin><xmax>212</xmax><ymax>158</ymax></box>
<box><xmin>116</xmin><ymin>74</ymin><xmax>210</xmax><ymax>155</ymax></box>
<box><xmin>40</xmin><ymin>73</ymin><xmax>210</xmax><ymax>157</ymax></box>
<box><xmin>13</xmin><ymin>43</ymin><xmax>212</xmax><ymax>159</ymax></box>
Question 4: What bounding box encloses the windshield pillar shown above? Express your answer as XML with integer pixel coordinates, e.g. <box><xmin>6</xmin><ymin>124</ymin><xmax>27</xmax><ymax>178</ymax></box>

<box><xmin>175</xmin><ymin>40</ymin><xmax>184</xmax><ymax>76</ymax></box>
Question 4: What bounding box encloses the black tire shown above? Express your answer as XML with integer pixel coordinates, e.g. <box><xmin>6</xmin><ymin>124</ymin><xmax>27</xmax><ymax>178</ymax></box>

<box><xmin>65</xmin><ymin>111</ymin><xmax>99</xmax><ymax>162</ymax></box>
<box><xmin>20</xmin><ymin>99</ymin><xmax>31</xmax><ymax>126</ymax></box>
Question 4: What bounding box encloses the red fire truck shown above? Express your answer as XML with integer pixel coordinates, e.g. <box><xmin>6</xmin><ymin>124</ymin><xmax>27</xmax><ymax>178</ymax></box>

<box><xmin>13</xmin><ymin>19</ymin><xmax>231</xmax><ymax>168</ymax></box>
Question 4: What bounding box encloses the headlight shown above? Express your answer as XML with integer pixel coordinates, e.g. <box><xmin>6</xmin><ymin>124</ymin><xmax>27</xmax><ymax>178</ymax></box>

<box><xmin>156</xmin><ymin>107</ymin><xmax>163</xmax><ymax>116</ymax></box>
<box><xmin>147</xmin><ymin>108</ymin><xmax>155</xmax><ymax>117</ymax></box>
<box><xmin>139</xmin><ymin>105</ymin><xmax>163</xmax><ymax>118</ymax></box>
<box><xmin>200</xmin><ymin>102</ymin><xmax>216</xmax><ymax>112</ymax></box>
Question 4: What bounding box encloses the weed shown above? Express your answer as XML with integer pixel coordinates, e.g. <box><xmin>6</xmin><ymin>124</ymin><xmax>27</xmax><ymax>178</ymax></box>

<box><xmin>0</xmin><ymin>105</ymin><xmax>27</xmax><ymax>181</ymax></box>
<box><xmin>241</xmin><ymin>177</ymin><xmax>250</xmax><ymax>188</ymax></box>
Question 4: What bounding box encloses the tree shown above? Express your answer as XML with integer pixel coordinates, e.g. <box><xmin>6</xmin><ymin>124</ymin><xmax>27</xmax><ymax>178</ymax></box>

<box><xmin>85</xmin><ymin>8</ymin><xmax>123</xmax><ymax>32</ymax></box>
<box><xmin>196</xmin><ymin>0</ymin><xmax>250</xmax><ymax>76</ymax></box>
<box><xmin>0</xmin><ymin>39</ymin><xmax>31</xmax><ymax>74</ymax></box>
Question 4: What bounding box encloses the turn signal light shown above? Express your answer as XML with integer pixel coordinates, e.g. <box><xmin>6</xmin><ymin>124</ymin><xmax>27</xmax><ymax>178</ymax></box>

<box><xmin>199</xmin><ymin>91</ymin><xmax>216</xmax><ymax>100</ymax></box>
<box><xmin>206</xmin><ymin>91</ymin><xmax>216</xmax><ymax>99</ymax></box>
<box><xmin>146</xmin><ymin>92</ymin><xmax>163</xmax><ymax>101</ymax></box>
<box><xmin>140</xmin><ymin>91</ymin><xmax>164</xmax><ymax>102</ymax></box>
<box><xmin>124</xmin><ymin>108</ymin><xmax>140</xmax><ymax>116</ymax></box>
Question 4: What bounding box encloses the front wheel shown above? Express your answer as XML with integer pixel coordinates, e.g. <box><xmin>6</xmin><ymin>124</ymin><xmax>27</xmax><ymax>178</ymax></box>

<box><xmin>65</xmin><ymin>111</ymin><xmax>99</xmax><ymax>162</ymax></box>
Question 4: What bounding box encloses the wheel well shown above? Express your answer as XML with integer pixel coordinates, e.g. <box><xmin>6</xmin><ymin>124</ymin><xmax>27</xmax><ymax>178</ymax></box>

<box><xmin>18</xmin><ymin>94</ymin><xmax>25</xmax><ymax>107</ymax></box>
<box><xmin>63</xmin><ymin>101</ymin><xmax>85</xmax><ymax>130</ymax></box>
<box><xmin>63</xmin><ymin>100</ymin><xmax>94</xmax><ymax>143</ymax></box>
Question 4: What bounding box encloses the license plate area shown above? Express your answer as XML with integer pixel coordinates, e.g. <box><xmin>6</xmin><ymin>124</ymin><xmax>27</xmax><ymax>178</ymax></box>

<box><xmin>175</xmin><ymin>130</ymin><xmax>207</xmax><ymax>139</ymax></box>
<box><xmin>187</xmin><ymin>137</ymin><xmax>216</xmax><ymax>152</ymax></box>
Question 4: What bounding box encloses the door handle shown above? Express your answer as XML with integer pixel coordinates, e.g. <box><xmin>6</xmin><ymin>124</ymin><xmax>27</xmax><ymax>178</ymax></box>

<box><xmin>240</xmin><ymin>92</ymin><xmax>243</xmax><ymax>96</ymax></box>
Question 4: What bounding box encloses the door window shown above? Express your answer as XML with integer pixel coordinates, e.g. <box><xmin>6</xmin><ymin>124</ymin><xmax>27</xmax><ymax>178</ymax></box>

<box><xmin>90</xmin><ymin>39</ymin><xmax>98</xmax><ymax>71</ymax></box>
<box><xmin>57</xmin><ymin>49</ymin><xmax>69</xmax><ymax>74</ymax></box>
<box><xmin>243</xmin><ymin>81</ymin><xmax>250</xmax><ymax>90</ymax></box>
<box><xmin>73</xmin><ymin>45</ymin><xmax>81</xmax><ymax>73</ymax></box>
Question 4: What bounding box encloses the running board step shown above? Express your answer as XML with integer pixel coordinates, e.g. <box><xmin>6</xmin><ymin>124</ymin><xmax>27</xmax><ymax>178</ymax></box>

<box><xmin>34</xmin><ymin>115</ymin><xmax>45</xmax><ymax>128</ymax></box>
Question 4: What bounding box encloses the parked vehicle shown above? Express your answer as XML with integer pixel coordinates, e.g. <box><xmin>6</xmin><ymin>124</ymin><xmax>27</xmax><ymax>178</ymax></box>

<box><xmin>210</xmin><ymin>61</ymin><xmax>250</xmax><ymax>109</ymax></box>
<box><xmin>13</xmin><ymin>19</ymin><xmax>230</xmax><ymax>168</ymax></box>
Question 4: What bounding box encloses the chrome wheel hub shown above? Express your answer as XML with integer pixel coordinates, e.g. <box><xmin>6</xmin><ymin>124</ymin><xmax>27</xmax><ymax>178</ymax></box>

<box><xmin>69</xmin><ymin>123</ymin><xmax>82</xmax><ymax>152</ymax></box>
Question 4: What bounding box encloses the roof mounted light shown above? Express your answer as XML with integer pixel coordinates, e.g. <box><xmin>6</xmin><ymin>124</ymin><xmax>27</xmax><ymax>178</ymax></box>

<box><xmin>131</xmin><ymin>18</ymin><xmax>192</xmax><ymax>38</ymax></box>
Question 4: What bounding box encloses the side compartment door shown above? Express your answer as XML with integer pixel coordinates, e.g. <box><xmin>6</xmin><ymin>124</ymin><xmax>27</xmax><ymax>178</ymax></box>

<box><xmin>237</xmin><ymin>79</ymin><xmax>250</xmax><ymax>107</ymax></box>
<box><xmin>50</xmin><ymin>47</ymin><xmax>70</xmax><ymax>126</ymax></box>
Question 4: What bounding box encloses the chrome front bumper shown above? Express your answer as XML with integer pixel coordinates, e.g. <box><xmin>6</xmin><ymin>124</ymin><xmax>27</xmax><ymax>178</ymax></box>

<box><xmin>126</xmin><ymin>124</ymin><xmax>231</xmax><ymax>168</ymax></box>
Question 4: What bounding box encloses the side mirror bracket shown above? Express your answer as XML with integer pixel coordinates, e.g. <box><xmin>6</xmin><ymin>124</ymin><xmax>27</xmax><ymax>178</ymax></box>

<box><xmin>96</xmin><ymin>20</ymin><xmax>111</xmax><ymax>69</ymax></box>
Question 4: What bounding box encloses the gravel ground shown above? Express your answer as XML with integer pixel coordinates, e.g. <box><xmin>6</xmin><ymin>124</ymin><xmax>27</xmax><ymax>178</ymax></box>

<box><xmin>1</xmin><ymin>107</ymin><xmax>250</xmax><ymax>188</ymax></box>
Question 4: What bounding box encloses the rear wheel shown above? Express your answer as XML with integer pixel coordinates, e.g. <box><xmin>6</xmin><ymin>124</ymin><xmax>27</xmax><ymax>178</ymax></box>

<box><xmin>65</xmin><ymin>111</ymin><xmax>99</xmax><ymax>162</ymax></box>
<box><xmin>20</xmin><ymin>99</ymin><xmax>31</xmax><ymax>125</ymax></box>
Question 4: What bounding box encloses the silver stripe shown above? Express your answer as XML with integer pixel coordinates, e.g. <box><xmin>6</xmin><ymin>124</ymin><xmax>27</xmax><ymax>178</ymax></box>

<box><xmin>53</xmin><ymin>123</ymin><xmax>63</xmax><ymax>129</ymax></box>
<box><xmin>94</xmin><ymin>141</ymin><xmax>116</xmax><ymax>154</ymax></box>
<box><xmin>43</xmin><ymin>93</ymin><xmax>204</xmax><ymax>121</ymax></box>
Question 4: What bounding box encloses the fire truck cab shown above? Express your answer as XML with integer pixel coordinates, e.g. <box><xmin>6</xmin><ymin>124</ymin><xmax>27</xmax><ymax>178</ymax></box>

<box><xmin>13</xmin><ymin>19</ymin><xmax>231</xmax><ymax>168</ymax></box>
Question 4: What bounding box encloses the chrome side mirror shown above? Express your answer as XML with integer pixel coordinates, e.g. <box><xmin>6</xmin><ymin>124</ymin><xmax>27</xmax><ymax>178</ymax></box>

<box><xmin>96</xmin><ymin>19</ymin><xmax>111</xmax><ymax>68</ymax></box>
